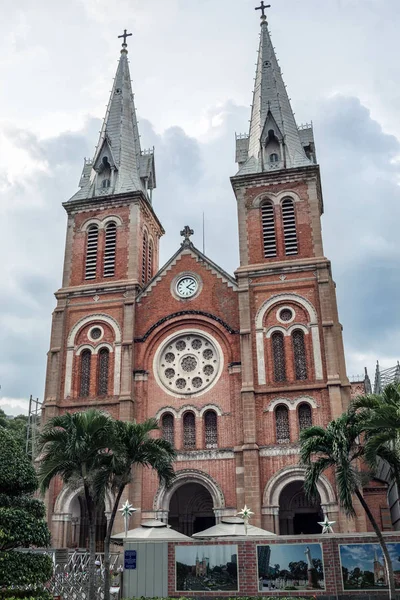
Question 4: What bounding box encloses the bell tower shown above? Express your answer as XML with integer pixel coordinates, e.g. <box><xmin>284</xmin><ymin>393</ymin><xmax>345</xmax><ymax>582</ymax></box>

<box><xmin>231</xmin><ymin>5</ymin><xmax>351</xmax><ymax>528</ymax></box>
<box><xmin>43</xmin><ymin>32</ymin><xmax>163</xmax><ymax>427</ymax></box>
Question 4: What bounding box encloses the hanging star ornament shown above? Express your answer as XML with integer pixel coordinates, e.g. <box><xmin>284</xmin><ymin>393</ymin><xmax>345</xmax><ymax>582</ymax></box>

<box><xmin>238</xmin><ymin>505</ymin><xmax>254</xmax><ymax>521</ymax></box>
<box><xmin>119</xmin><ymin>500</ymin><xmax>136</xmax><ymax>537</ymax></box>
<box><xmin>318</xmin><ymin>515</ymin><xmax>335</xmax><ymax>534</ymax></box>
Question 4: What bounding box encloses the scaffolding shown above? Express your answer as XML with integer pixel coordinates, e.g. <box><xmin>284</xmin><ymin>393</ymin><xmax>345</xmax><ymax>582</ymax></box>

<box><xmin>26</xmin><ymin>395</ymin><xmax>43</xmax><ymax>460</ymax></box>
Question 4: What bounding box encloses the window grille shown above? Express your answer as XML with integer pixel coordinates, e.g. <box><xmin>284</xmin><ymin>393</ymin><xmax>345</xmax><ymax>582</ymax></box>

<box><xmin>80</xmin><ymin>350</ymin><xmax>91</xmax><ymax>397</ymax></box>
<box><xmin>183</xmin><ymin>412</ymin><xmax>196</xmax><ymax>449</ymax></box>
<box><xmin>204</xmin><ymin>410</ymin><xmax>218</xmax><ymax>448</ymax></box>
<box><xmin>272</xmin><ymin>332</ymin><xmax>286</xmax><ymax>382</ymax></box>
<box><xmin>142</xmin><ymin>232</ymin><xmax>148</xmax><ymax>285</ymax></box>
<box><xmin>292</xmin><ymin>329</ymin><xmax>308</xmax><ymax>380</ymax></box>
<box><xmin>85</xmin><ymin>226</ymin><xmax>99</xmax><ymax>280</ymax></box>
<box><xmin>298</xmin><ymin>403</ymin><xmax>312</xmax><ymax>431</ymax></box>
<box><xmin>282</xmin><ymin>198</ymin><xmax>298</xmax><ymax>255</ymax></box>
<box><xmin>103</xmin><ymin>222</ymin><xmax>117</xmax><ymax>277</ymax></box>
<box><xmin>261</xmin><ymin>202</ymin><xmax>277</xmax><ymax>258</ymax></box>
<box><xmin>97</xmin><ymin>348</ymin><xmax>109</xmax><ymax>396</ymax></box>
<box><xmin>148</xmin><ymin>239</ymin><xmax>153</xmax><ymax>282</ymax></box>
<box><xmin>275</xmin><ymin>405</ymin><xmax>290</xmax><ymax>443</ymax></box>
<box><xmin>162</xmin><ymin>413</ymin><xmax>174</xmax><ymax>446</ymax></box>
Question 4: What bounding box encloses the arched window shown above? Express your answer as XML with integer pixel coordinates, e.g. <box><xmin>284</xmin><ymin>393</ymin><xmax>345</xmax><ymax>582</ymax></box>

<box><xmin>148</xmin><ymin>239</ymin><xmax>153</xmax><ymax>282</ymax></box>
<box><xmin>261</xmin><ymin>202</ymin><xmax>277</xmax><ymax>258</ymax></box>
<box><xmin>292</xmin><ymin>329</ymin><xmax>308</xmax><ymax>380</ymax></box>
<box><xmin>282</xmin><ymin>198</ymin><xmax>298</xmax><ymax>255</ymax></box>
<box><xmin>298</xmin><ymin>403</ymin><xmax>312</xmax><ymax>431</ymax></box>
<box><xmin>102</xmin><ymin>178</ymin><xmax>110</xmax><ymax>188</ymax></box>
<box><xmin>275</xmin><ymin>405</ymin><xmax>290</xmax><ymax>444</ymax></box>
<box><xmin>80</xmin><ymin>350</ymin><xmax>92</xmax><ymax>397</ymax></box>
<box><xmin>183</xmin><ymin>412</ymin><xmax>196</xmax><ymax>449</ymax></box>
<box><xmin>141</xmin><ymin>231</ymin><xmax>148</xmax><ymax>285</ymax></box>
<box><xmin>272</xmin><ymin>332</ymin><xmax>286</xmax><ymax>382</ymax></box>
<box><xmin>270</xmin><ymin>153</ymin><xmax>279</xmax><ymax>163</ymax></box>
<box><xmin>162</xmin><ymin>413</ymin><xmax>174</xmax><ymax>446</ymax></box>
<box><xmin>97</xmin><ymin>348</ymin><xmax>109</xmax><ymax>396</ymax></box>
<box><xmin>85</xmin><ymin>225</ymin><xmax>99</xmax><ymax>280</ymax></box>
<box><xmin>204</xmin><ymin>410</ymin><xmax>218</xmax><ymax>448</ymax></box>
<box><xmin>103</xmin><ymin>222</ymin><xmax>117</xmax><ymax>277</ymax></box>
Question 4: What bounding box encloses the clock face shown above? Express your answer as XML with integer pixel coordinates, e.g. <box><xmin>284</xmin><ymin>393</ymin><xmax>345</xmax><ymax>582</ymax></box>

<box><xmin>176</xmin><ymin>276</ymin><xmax>198</xmax><ymax>298</ymax></box>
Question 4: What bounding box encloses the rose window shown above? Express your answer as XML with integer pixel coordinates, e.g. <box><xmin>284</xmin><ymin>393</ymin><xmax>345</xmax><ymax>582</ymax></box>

<box><xmin>157</xmin><ymin>332</ymin><xmax>221</xmax><ymax>395</ymax></box>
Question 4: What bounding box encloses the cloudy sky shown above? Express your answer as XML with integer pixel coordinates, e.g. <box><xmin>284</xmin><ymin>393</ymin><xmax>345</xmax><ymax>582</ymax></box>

<box><xmin>1</xmin><ymin>0</ymin><xmax>399</xmax><ymax>415</ymax></box>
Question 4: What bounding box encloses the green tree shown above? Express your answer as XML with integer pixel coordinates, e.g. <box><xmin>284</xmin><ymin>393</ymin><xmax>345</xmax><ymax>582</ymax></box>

<box><xmin>300</xmin><ymin>412</ymin><xmax>396</xmax><ymax>600</ymax></box>
<box><xmin>0</xmin><ymin>428</ymin><xmax>52</xmax><ymax>600</ymax></box>
<box><xmin>0</xmin><ymin>410</ymin><xmax>29</xmax><ymax>450</ymax></box>
<box><xmin>97</xmin><ymin>418</ymin><xmax>176</xmax><ymax>600</ymax></box>
<box><xmin>37</xmin><ymin>409</ymin><xmax>114</xmax><ymax>600</ymax></box>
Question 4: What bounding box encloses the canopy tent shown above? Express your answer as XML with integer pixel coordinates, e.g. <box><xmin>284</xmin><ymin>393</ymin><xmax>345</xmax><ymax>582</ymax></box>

<box><xmin>192</xmin><ymin>516</ymin><xmax>276</xmax><ymax>538</ymax></box>
<box><xmin>111</xmin><ymin>519</ymin><xmax>191</xmax><ymax>542</ymax></box>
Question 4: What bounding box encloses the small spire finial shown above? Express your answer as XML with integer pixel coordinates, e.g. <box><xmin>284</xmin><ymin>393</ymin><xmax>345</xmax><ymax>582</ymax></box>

<box><xmin>255</xmin><ymin>1</ymin><xmax>271</xmax><ymax>23</ymax></box>
<box><xmin>118</xmin><ymin>29</ymin><xmax>132</xmax><ymax>53</ymax></box>
<box><xmin>180</xmin><ymin>225</ymin><xmax>194</xmax><ymax>244</ymax></box>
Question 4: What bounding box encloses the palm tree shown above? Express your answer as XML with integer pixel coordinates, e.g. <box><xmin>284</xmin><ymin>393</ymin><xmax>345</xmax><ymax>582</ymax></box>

<box><xmin>300</xmin><ymin>412</ymin><xmax>396</xmax><ymax>600</ymax></box>
<box><xmin>37</xmin><ymin>409</ymin><xmax>114</xmax><ymax>600</ymax></box>
<box><xmin>98</xmin><ymin>418</ymin><xmax>176</xmax><ymax>600</ymax></box>
<box><xmin>351</xmin><ymin>383</ymin><xmax>400</xmax><ymax>492</ymax></box>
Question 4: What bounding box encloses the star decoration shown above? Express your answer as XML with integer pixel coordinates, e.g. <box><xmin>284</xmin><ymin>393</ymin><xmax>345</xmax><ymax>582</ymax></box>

<box><xmin>237</xmin><ymin>505</ymin><xmax>254</xmax><ymax>521</ymax></box>
<box><xmin>318</xmin><ymin>515</ymin><xmax>335</xmax><ymax>534</ymax></box>
<box><xmin>119</xmin><ymin>500</ymin><xmax>136</xmax><ymax>518</ymax></box>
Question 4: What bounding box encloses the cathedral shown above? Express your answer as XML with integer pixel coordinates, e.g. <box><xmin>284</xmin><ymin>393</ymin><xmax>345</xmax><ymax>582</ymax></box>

<box><xmin>42</xmin><ymin>8</ymin><xmax>390</xmax><ymax>548</ymax></box>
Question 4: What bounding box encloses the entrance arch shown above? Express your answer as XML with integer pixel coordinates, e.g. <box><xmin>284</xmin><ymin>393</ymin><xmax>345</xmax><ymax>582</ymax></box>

<box><xmin>154</xmin><ymin>469</ymin><xmax>225</xmax><ymax>536</ymax></box>
<box><xmin>278</xmin><ymin>480</ymin><xmax>323</xmax><ymax>534</ymax></box>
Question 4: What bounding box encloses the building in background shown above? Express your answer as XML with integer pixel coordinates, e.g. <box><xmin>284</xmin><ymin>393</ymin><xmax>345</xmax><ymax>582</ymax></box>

<box><xmin>41</xmin><ymin>8</ymin><xmax>391</xmax><ymax>548</ymax></box>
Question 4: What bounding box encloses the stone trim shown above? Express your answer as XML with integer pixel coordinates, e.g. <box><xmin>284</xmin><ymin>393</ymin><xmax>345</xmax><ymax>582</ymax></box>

<box><xmin>264</xmin><ymin>395</ymin><xmax>319</xmax><ymax>412</ymax></box>
<box><xmin>153</xmin><ymin>468</ymin><xmax>225</xmax><ymax>512</ymax></box>
<box><xmin>176</xmin><ymin>449</ymin><xmax>234</xmax><ymax>461</ymax></box>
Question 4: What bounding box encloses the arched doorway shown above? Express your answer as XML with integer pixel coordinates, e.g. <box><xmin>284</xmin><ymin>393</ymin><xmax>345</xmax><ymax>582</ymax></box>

<box><xmin>67</xmin><ymin>494</ymin><xmax>107</xmax><ymax>551</ymax></box>
<box><xmin>168</xmin><ymin>482</ymin><xmax>216</xmax><ymax>536</ymax></box>
<box><xmin>279</xmin><ymin>481</ymin><xmax>323</xmax><ymax>535</ymax></box>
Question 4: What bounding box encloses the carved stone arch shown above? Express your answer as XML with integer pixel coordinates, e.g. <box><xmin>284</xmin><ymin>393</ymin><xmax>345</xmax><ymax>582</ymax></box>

<box><xmin>75</xmin><ymin>344</ymin><xmax>95</xmax><ymax>355</ymax></box>
<box><xmin>54</xmin><ymin>484</ymin><xmax>114</xmax><ymax>516</ymax></box>
<box><xmin>276</xmin><ymin>190</ymin><xmax>302</xmax><ymax>205</ymax></box>
<box><xmin>177</xmin><ymin>405</ymin><xmax>201</xmax><ymax>418</ymax></box>
<box><xmin>265</xmin><ymin>395</ymin><xmax>319</xmax><ymax>412</ymax></box>
<box><xmin>263</xmin><ymin>466</ymin><xmax>336</xmax><ymax>508</ymax></box>
<box><xmin>80</xmin><ymin>217</ymin><xmax>102</xmax><ymax>232</ymax></box>
<box><xmin>102</xmin><ymin>215</ymin><xmax>123</xmax><ymax>228</ymax></box>
<box><xmin>155</xmin><ymin>406</ymin><xmax>179</xmax><ymax>420</ymax></box>
<box><xmin>153</xmin><ymin>469</ymin><xmax>225</xmax><ymax>516</ymax></box>
<box><xmin>266</xmin><ymin>325</ymin><xmax>289</xmax><ymax>338</ymax></box>
<box><xmin>287</xmin><ymin>323</ymin><xmax>309</xmax><ymax>336</ymax></box>
<box><xmin>255</xmin><ymin>293</ymin><xmax>323</xmax><ymax>384</ymax></box>
<box><xmin>93</xmin><ymin>342</ymin><xmax>113</xmax><ymax>355</ymax></box>
<box><xmin>199</xmin><ymin>404</ymin><xmax>223</xmax><ymax>417</ymax></box>
<box><xmin>67</xmin><ymin>314</ymin><xmax>122</xmax><ymax>347</ymax></box>
<box><xmin>253</xmin><ymin>191</ymin><xmax>278</xmax><ymax>208</ymax></box>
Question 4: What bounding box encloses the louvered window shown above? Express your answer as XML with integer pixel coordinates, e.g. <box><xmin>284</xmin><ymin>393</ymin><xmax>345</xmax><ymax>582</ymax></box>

<box><xmin>162</xmin><ymin>413</ymin><xmax>174</xmax><ymax>446</ymax></box>
<box><xmin>183</xmin><ymin>412</ymin><xmax>196</xmax><ymax>449</ymax></box>
<box><xmin>80</xmin><ymin>350</ymin><xmax>91</xmax><ymax>397</ymax></box>
<box><xmin>204</xmin><ymin>410</ymin><xmax>218</xmax><ymax>448</ymax></box>
<box><xmin>282</xmin><ymin>198</ymin><xmax>298</xmax><ymax>255</ymax></box>
<box><xmin>148</xmin><ymin>240</ymin><xmax>153</xmax><ymax>282</ymax></box>
<box><xmin>261</xmin><ymin>202</ymin><xmax>277</xmax><ymax>258</ymax></box>
<box><xmin>103</xmin><ymin>222</ymin><xmax>117</xmax><ymax>277</ymax></box>
<box><xmin>276</xmin><ymin>405</ymin><xmax>290</xmax><ymax>443</ymax></box>
<box><xmin>85</xmin><ymin>226</ymin><xmax>99</xmax><ymax>280</ymax></box>
<box><xmin>142</xmin><ymin>232</ymin><xmax>148</xmax><ymax>285</ymax></box>
<box><xmin>97</xmin><ymin>348</ymin><xmax>109</xmax><ymax>396</ymax></box>
<box><xmin>272</xmin><ymin>332</ymin><xmax>286</xmax><ymax>382</ymax></box>
<box><xmin>298</xmin><ymin>403</ymin><xmax>312</xmax><ymax>431</ymax></box>
<box><xmin>292</xmin><ymin>329</ymin><xmax>308</xmax><ymax>380</ymax></box>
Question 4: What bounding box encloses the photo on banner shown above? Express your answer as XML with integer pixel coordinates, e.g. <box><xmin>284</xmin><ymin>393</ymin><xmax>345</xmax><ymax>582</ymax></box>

<box><xmin>340</xmin><ymin>543</ymin><xmax>400</xmax><ymax>590</ymax></box>
<box><xmin>175</xmin><ymin>544</ymin><xmax>238</xmax><ymax>592</ymax></box>
<box><xmin>257</xmin><ymin>543</ymin><xmax>325</xmax><ymax>592</ymax></box>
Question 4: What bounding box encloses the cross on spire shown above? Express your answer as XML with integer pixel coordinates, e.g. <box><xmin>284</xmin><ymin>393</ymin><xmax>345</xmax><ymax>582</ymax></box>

<box><xmin>180</xmin><ymin>225</ymin><xmax>194</xmax><ymax>244</ymax></box>
<box><xmin>255</xmin><ymin>1</ymin><xmax>271</xmax><ymax>19</ymax></box>
<box><xmin>118</xmin><ymin>29</ymin><xmax>132</xmax><ymax>46</ymax></box>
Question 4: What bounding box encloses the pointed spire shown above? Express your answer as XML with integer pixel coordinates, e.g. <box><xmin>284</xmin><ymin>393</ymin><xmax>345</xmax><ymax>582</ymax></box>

<box><xmin>235</xmin><ymin>7</ymin><xmax>311</xmax><ymax>175</ymax></box>
<box><xmin>364</xmin><ymin>367</ymin><xmax>372</xmax><ymax>395</ymax></box>
<box><xmin>69</xmin><ymin>31</ymin><xmax>156</xmax><ymax>203</ymax></box>
<box><xmin>374</xmin><ymin>361</ymin><xmax>382</xmax><ymax>394</ymax></box>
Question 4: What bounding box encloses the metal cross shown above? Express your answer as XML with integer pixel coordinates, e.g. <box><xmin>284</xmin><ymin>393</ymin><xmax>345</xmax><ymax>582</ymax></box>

<box><xmin>255</xmin><ymin>1</ymin><xmax>271</xmax><ymax>18</ymax></box>
<box><xmin>118</xmin><ymin>29</ymin><xmax>132</xmax><ymax>46</ymax></box>
<box><xmin>180</xmin><ymin>225</ymin><xmax>194</xmax><ymax>241</ymax></box>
